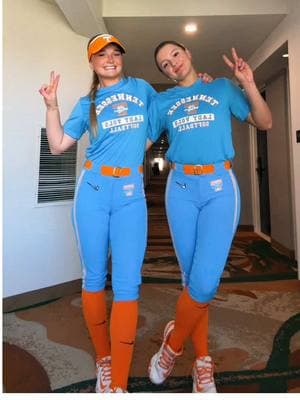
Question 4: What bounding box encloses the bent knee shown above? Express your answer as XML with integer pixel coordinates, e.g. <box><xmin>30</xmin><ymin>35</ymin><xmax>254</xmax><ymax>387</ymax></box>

<box><xmin>112</xmin><ymin>285</ymin><xmax>140</xmax><ymax>302</ymax></box>
<box><xmin>82</xmin><ymin>271</ymin><xmax>107</xmax><ymax>292</ymax></box>
<box><xmin>189</xmin><ymin>283</ymin><xmax>218</xmax><ymax>303</ymax></box>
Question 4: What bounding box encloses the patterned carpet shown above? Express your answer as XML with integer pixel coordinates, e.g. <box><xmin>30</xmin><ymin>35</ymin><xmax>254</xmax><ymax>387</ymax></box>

<box><xmin>3</xmin><ymin>280</ymin><xmax>300</xmax><ymax>393</ymax></box>
<box><xmin>3</xmin><ymin>176</ymin><xmax>300</xmax><ymax>394</ymax></box>
<box><xmin>143</xmin><ymin>232</ymin><xmax>298</xmax><ymax>283</ymax></box>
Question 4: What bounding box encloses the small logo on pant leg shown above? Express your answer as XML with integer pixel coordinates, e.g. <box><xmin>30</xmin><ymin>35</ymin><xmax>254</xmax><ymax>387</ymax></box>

<box><xmin>210</xmin><ymin>179</ymin><xmax>223</xmax><ymax>192</ymax></box>
<box><xmin>123</xmin><ymin>183</ymin><xmax>135</xmax><ymax>196</ymax></box>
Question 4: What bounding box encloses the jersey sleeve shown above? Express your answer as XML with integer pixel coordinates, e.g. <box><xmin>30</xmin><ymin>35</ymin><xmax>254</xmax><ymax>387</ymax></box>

<box><xmin>226</xmin><ymin>78</ymin><xmax>251</xmax><ymax>122</ymax></box>
<box><xmin>147</xmin><ymin>95</ymin><xmax>166</xmax><ymax>143</ymax></box>
<box><xmin>63</xmin><ymin>99</ymin><xmax>88</xmax><ymax>140</ymax></box>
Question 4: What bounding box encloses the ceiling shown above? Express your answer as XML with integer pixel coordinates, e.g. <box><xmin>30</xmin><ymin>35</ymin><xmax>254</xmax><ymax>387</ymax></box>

<box><xmin>48</xmin><ymin>0</ymin><xmax>289</xmax><ymax>85</ymax></box>
<box><xmin>105</xmin><ymin>15</ymin><xmax>287</xmax><ymax>84</ymax></box>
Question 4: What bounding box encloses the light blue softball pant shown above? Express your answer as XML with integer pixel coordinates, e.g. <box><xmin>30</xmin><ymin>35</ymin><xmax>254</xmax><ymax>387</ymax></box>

<box><xmin>72</xmin><ymin>167</ymin><xmax>147</xmax><ymax>301</ymax></box>
<box><xmin>165</xmin><ymin>162</ymin><xmax>240</xmax><ymax>303</ymax></box>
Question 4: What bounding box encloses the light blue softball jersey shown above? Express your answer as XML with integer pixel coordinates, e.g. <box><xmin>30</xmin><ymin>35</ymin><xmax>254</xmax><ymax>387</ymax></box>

<box><xmin>148</xmin><ymin>77</ymin><xmax>251</xmax><ymax>165</ymax></box>
<box><xmin>63</xmin><ymin>77</ymin><xmax>155</xmax><ymax>300</ymax></box>
<box><xmin>64</xmin><ymin>77</ymin><xmax>156</xmax><ymax>166</ymax></box>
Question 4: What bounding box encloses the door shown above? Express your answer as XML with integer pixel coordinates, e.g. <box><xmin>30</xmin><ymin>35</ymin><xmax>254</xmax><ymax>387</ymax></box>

<box><xmin>256</xmin><ymin>120</ymin><xmax>271</xmax><ymax>236</ymax></box>
<box><xmin>256</xmin><ymin>71</ymin><xmax>294</xmax><ymax>255</ymax></box>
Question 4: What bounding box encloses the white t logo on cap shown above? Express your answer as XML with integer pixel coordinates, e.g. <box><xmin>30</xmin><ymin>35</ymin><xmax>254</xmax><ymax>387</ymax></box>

<box><xmin>100</xmin><ymin>34</ymin><xmax>113</xmax><ymax>42</ymax></box>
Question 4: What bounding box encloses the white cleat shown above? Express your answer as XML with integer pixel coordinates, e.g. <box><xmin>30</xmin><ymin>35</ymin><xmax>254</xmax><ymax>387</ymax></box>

<box><xmin>95</xmin><ymin>355</ymin><xmax>112</xmax><ymax>393</ymax></box>
<box><xmin>109</xmin><ymin>387</ymin><xmax>128</xmax><ymax>393</ymax></box>
<box><xmin>192</xmin><ymin>355</ymin><xmax>217</xmax><ymax>393</ymax></box>
<box><xmin>148</xmin><ymin>320</ymin><xmax>183</xmax><ymax>384</ymax></box>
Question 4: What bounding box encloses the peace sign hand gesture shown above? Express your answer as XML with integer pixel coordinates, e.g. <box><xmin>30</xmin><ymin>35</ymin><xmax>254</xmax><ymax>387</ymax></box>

<box><xmin>222</xmin><ymin>48</ymin><xmax>254</xmax><ymax>87</ymax></box>
<box><xmin>39</xmin><ymin>71</ymin><xmax>60</xmax><ymax>110</ymax></box>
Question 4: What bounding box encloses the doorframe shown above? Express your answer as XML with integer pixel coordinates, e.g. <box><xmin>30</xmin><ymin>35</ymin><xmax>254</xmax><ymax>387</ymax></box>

<box><xmin>285</xmin><ymin>68</ymin><xmax>298</xmax><ymax>261</ymax></box>
<box><xmin>249</xmin><ymin>124</ymin><xmax>271</xmax><ymax>241</ymax></box>
<box><xmin>250</xmin><ymin>68</ymin><xmax>297</xmax><ymax>251</ymax></box>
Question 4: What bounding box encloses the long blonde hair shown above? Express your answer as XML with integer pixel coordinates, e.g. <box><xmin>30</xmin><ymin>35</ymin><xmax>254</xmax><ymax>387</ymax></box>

<box><xmin>88</xmin><ymin>71</ymin><xmax>99</xmax><ymax>137</ymax></box>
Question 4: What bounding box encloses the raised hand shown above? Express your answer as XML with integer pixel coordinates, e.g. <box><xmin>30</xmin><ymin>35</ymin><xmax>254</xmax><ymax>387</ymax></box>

<box><xmin>39</xmin><ymin>71</ymin><xmax>60</xmax><ymax>109</ymax></box>
<box><xmin>222</xmin><ymin>48</ymin><xmax>254</xmax><ymax>86</ymax></box>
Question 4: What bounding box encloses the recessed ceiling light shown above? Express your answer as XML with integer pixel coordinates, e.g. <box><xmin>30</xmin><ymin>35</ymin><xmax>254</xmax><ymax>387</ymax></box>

<box><xmin>282</xmin><ymin>53</ymin><xmax>289</xmax><ymax>58</ymax></box>
<box><xmin>184</xmin><ymin>23</ymin><xmax>197</xmax><ymax>33</ymax></box>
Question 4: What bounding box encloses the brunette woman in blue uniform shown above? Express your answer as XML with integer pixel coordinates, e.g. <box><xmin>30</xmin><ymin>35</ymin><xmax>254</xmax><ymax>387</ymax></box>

<box><xmin>147</xmin><ymin>42</ymin><xmax>272</xmax><ymax>392</ymax></box>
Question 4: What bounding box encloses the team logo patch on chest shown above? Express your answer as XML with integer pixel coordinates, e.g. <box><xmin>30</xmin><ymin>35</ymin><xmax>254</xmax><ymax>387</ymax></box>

<box><xmin>210</xmin><ymin>179</ymin><xmax>223</xmax><ymax>192</ymax></box>
<box><xmin>184</xmin><ymin>101</ymin><xmax>199</xmax><ymax>115</ymax></box>
<box><xmin>113</xmin><ymin>102</ymin><xmax>128</xmax><ymax>116</ymax></box>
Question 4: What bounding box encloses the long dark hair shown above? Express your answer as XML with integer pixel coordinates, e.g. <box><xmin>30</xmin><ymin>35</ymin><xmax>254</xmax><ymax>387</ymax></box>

<box><xmin>154</xmin><ymin>40</ymin><xmax>186</xmax><ymax>73</ymax></box>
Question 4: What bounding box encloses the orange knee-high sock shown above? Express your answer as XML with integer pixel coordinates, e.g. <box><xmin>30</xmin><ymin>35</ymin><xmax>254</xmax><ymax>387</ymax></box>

<box><xmin>168</xmin><ymin>288</ymin><xmax>208</xmax><ymax>353</ymax></box>
<box><xmin>110</xmin><ymin>300</ymin><xmax>138</xmax><ymax>390</ymax></box>
<box><xmin>81</xmin><ymin>289</ymin><xmax>110</xmax><ymax>362</ymax></box>
<box><xmin>191</xmin><ymin>303</ymin><xmax>209</xmax><ymax>357</ymax></box>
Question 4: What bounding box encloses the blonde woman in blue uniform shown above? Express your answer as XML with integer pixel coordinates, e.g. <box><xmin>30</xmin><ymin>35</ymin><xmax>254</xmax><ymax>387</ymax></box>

<box><xmin>39</xmin><ymin>34</ymin><xmax>157</xmax><ymax>393</ymax></box>
<box><xmin>147</xmin><ymin>42</ymin><xmax>272</xmax><ymax>392</ymax></box>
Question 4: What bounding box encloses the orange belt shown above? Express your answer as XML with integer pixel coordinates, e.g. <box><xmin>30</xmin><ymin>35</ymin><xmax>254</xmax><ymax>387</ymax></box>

<box><xmin>84</xmin><ymin>160</ymin><xmax>143</xmax><ymax>177</ymax></box>
<box><xmin>171</xmin><ymin>160</ymin><xmax>231</xmax><ymax>175</ymax></box>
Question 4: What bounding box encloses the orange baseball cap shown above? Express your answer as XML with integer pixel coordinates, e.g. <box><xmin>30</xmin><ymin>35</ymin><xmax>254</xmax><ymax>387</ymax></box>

<box><xmin>87</xmin><ymin>34</ymin><xmax>126</xmax><ymax>60</ymax></box>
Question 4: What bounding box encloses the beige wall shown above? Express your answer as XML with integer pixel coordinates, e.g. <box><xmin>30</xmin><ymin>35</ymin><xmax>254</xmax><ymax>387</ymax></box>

<box><xmin>249</xmin><ymin>0</ymin><xmax>300</xmax><ymax>265</ymax></box>
<box><xmin>3</xmin><ymin>0</ymin><xmax>90</xmax><ymax>297</ymax></box>
<box><xmin>266</xmin><ymin>72</ymin><xmax>294</xmax><ymax>251</ymax></box>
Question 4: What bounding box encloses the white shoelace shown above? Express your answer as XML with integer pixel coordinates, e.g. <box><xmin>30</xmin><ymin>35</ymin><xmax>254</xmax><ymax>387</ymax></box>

<box><xmin>158</xmin><ymin>345</ymin><xmax>176</xmax><ymax>371</ymax></box>
<box><xmin>194</xmin><ymin>362</ymin><xmax>214</xmax><ymax>386</ymax></box>
<box><xmin>97</xmin><ymin>357</ymin><xmax>111</xmax><ymax>385</ymax></box>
